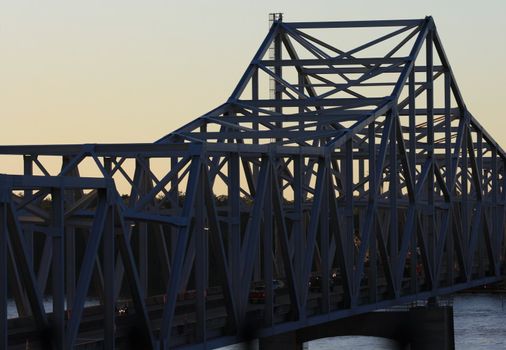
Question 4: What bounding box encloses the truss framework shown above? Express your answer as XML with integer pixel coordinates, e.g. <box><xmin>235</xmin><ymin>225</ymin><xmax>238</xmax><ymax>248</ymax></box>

<box><xmin>0</xmin><ymin>16</ymin><xmax>505</xmax><ymax>349</ymax></box>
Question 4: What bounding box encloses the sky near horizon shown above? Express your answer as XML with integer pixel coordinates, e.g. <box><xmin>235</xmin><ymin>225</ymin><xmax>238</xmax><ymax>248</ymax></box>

<box><xmin>1</xmin><ymin>0</ymin><xmax>505</xmax><ymax>146</ymax></box>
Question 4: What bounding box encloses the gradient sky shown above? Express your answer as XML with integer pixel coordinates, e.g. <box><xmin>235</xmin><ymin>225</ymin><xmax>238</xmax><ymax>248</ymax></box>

<box><xmin>1</xmin><ymin>0</ymin><xmax>505</xmax><ymax>146</ymax></box>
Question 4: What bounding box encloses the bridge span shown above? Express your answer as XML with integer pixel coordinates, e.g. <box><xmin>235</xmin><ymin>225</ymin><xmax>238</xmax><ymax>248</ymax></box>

<box><xmin>1</xmin><ymin>16</ymin><xmax>505</xmax><ymax>349</ymax></box>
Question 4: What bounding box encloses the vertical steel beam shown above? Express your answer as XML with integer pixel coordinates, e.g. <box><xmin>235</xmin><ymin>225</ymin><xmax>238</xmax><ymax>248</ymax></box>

<box><xmin>271</xmin><ymin>161</ymin><xmax>302</xmax><ymax>320</ymax></box>
<box><xmin>115</xmin><ymin>208</ymin><xmax>154</xmax><ymax>348</ymax></box>
<box><xmin>159</xmin><ymin>156</ymin><xmax>202</xmax><ymax>349</ymax></box>
<box><xmin>320</xmin><ymin>157</ymin><xmax>330</xmax><ymax>313</ymax></box>
<box><xmin>477</xmin><ymin>131</ymin><xmax>484</xmax><ymax>277</ymax></box>
<box><xmin>66</xmin><ymin>193</ymin><xmax>108</xmax><ymax>349</ymax></box>
<box><xmin>51</xmin><ymin>187</ymin><xmax>65</xmax><ymax>349</ymax></box>
<box><xmin>195</xmin><ymin>166</ymin><xmax>207</xmax><ymax>343</ymax></box>
<box><xmin>407</xmin><ymin>66</ymin><xmax>418</xmax><ymax>293</ymax></box>
<box><xmin>5</xmin><ymin>200</ymin><xmax>48</xmax><ymax>335</ymax></box>
<box><xmin>491</xmin><ymin>149</ymin><xmax>499</xmax><ymax>274</ymax></box>
<box><xmin>252</xmin><ymin>69</ymin><xmax>260</xmax><ymax>182</ymax></box>
<box><xmin>426</xmin><ymin>28</ymin><xmax>436</xmax><ymax>284</ymax></box>
<box><xmin>65</xmin><ymin>226</ymin><xmax>76</xmax><ymax>308</ymax></box>
<box><xmin>61</xmin><ymin>156</ymin><xmax>77</xmax><ymax>311</ymax></box>
<box><xmin>23</xmin><ymin>155</ymin><xmax>34</xmax><ymax>267</ymax></box>
<box><xmin>389</xmin><ymin>112</ymin><xmax>398</xmax><ymax>289</ymax></box>
<box><xmin>170</xmin><ymin>156</ymin><xmax>179</xmax><ymax>258</ymax></box>
<box><xmin>344</xmin><ymin>140</ymin><xmax>354</xmax><ymax>300</ymax></box>
<box><xmin>263</xmin><ymin>160</ymin><xmax>274</xmax><ymax>326</ymax></box>
<box><xmin>444</xmin><ymin>70</ymin><xmax>454</xmax><ymax>285</ymax></box>
<box><xmin>7</xmin><ymin>238</ymin><xmax>30</xmax><ymax>317</ymax></box>
<box><xmin>274</xmin><ymin>20</ymin><xmax>283</xmax><ymax>138</ymax></box>
<box><xmin>294</xmin><ymin>155</ymin><xmax>303</xmax><ymax>288</ymax></box>
<box><xmin>499</xmin><ymin>159</ymin><xmax>506</xmax><ymax>272</ymax></box>
<box><xmin>139</xmin><ymin>222</ymin><xmax>148</xmax><ymax>296</ymax></box>
<box><xmin>103</xmin><ymin>201</ymin><xmax>115</xmax><ymax>350</ymax></box>
<box><xmin>408</xmin><ymin>68</ymin><xmax>416</xmax><ymax>181</ymax></box>
<box><xmin>238</xmin><ymin>157</ymin><xmax>269</xmax><ymax>316</ymax></box>
<box><xmin>368</xmin><ymin>122</ymin><xmax>378</xmax><ymax>302</ymax></box>
<box><xmin>138</xmin><ymin>159</ymin><xmax>150</xmax><ymax>296</ymax></box>
<box><xmin>300</xmin><ymin>158</ymin><xmax>326</xmax><ymax>309</ymax></box>
<box><xmin>0</xmin><ymin>201</ymin><xmax>7</xmax><ymax>350</ymax></box>
<box><xmin>462</xmin><ymin>124</ymin><xmax>469</xmax><ymax>275</ymax></box>
<box><xmin>228</xmin><ymin>154</ymin><xmax>240</xmax><ymax>297</ymax></box>
<box><xmin>202</xmin><ymin>167</ymin><xmax>239</xmax><ymax>331</ymax></box>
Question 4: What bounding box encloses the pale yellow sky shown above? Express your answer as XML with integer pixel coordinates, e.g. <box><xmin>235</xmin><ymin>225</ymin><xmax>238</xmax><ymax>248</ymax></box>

<box><xmin>1</xmin><ymin>0</ymin><xmax>505</xmax><ymax>146</ymax></box>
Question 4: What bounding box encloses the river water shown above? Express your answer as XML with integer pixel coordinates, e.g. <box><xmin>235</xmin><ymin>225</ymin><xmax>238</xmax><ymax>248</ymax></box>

<box><xmin>7</xmin><ymin>293</ymin><xmax>506</xmax><ymax>349</ymax></box>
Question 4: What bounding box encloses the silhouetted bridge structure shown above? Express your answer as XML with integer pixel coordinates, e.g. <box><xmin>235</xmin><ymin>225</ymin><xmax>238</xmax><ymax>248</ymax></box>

<box><xmin>1</xmin><ymin>16</ymin><xmax>505</xmax><ymax>349</ymax></box>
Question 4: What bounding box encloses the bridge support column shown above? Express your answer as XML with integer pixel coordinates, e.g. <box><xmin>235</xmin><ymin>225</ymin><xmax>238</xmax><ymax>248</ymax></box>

<box><xmin>291</xmin><ymin>304</ymin><xmax>454</xmax><ymax>350</ymax></box>
<box><xmin>407</xmin><ymin>305</ymin><xmax>455</xmax><ymax>350</ymax></box>
<box><xmin>259</xmin><ymin>331</ymin><xmax>303</xmax><ymax>350</ymax></box>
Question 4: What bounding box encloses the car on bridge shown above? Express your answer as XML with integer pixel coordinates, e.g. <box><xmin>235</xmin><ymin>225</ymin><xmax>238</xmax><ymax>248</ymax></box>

<box><xmin>249</xmin><ymin>279</ymin><xmax>285</xmax><ymax>304</ymax></box>
<box><xmin>309</xmin><ymin>270</ymin><xmax>340</xmax><ymax>292</ymax></box>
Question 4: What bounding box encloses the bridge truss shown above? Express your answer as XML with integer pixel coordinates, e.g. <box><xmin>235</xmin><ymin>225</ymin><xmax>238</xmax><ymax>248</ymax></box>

<box><xmin>1</xmin><ymin>16</ymin><xmax>505</xmax><ymax>349</ymax></box>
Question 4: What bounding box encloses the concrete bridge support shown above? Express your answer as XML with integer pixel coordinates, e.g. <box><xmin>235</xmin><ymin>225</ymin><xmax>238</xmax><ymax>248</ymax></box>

<box><xmin>259</xmin><ymin>304</ymin><xmax>455</xmax><ymax>350</ymax></box>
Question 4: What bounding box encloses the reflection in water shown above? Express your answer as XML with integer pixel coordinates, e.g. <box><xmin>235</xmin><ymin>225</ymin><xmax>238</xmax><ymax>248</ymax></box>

<box><xmin>309</xmin><ymin>336</ymin><xmax>396</xmax><ymax>350</ymax></box>
<box><xmin>453</xmin><ymin>294</ymin><xmax>506</xmax><ymax>350</ymax></box>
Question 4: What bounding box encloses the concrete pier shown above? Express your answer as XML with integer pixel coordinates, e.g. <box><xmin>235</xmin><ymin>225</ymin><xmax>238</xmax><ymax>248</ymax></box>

<box><xmin>259</xmin><ymin>331</ymin><xmax>302</xmax><ymax>350</ymax></box>
<box><xmin>260</xmin><ymin>304</ymin><xmax>455</xmax><ymax>350</ymax></box>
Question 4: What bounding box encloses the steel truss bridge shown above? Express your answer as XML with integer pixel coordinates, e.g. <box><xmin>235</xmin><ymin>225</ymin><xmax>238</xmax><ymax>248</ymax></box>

<box><xmin>1</xmin><ymin>16</ymin><xmax>505</xmax><ymax>349</ymax></box>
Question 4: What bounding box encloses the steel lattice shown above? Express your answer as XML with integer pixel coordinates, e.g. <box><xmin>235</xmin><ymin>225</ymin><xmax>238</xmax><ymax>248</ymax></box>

<box><xmin>0</xmin><ymin>16</ymin><xmax>505</xmax><ymax>349</ymax></box>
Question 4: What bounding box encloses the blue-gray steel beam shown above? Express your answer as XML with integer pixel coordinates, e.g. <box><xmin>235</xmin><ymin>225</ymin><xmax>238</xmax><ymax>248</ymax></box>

<box><xmin>375</xmin><ymin>212</ymin><xmax>396</xmax><ymax>297</ymax></box>
<box><xmin>302</xmin><ymin>65</ymin><xmax>443</xmax><ymax>75</ymax></box>
<box><xmin>66</xmin><ymin>192</ymin><xmax>107</xmax><ymax>349</ymax></box>
<box><xmin>263</xmin><ymin>162</ymin><xmax>274</xmax><ymax>326</ymax></box>
<box><xmin>1</xmin><ymin>175</ymin><xmax>109</xmax><ymax>190</ymax></box>
<box><xmin>228</xmin><ymin>23</ymin><xmax>280</xmax><ymax>101</ymax></box>
<box><xmin>462</xmin><ymin>122</ymin><xmax>470</xmax><ymax>279</ymax></box>
<box><xmin>103</xmin><ymin>202</ymin><xmax>115</xmax><ymax>350</ymax></box>
<box><xmin>237</xmin><ymin>97</ymin><xmax>386</xmax><ymax>108</ymax></box>
<box><xmin>389</xmin><ymin>112</ymin><xmax>399</xmax><ymax>292</ymax></box>
<box><xmin>22</xmin><ymin>156</ymin><xmax>34</xmax><ymax>268</ymax></box>
<box><xmin>159</xmin><ymin>157</ymin><xmax>202</xmax><ymax>349</ymax></box>
<box><xmin>320</xmin><ymin>161</ymin><xmax>330</xmax><ymax>313</ymax></box>
<box><xmin>5</xmin><ymin>197</ymin><xmax>48</xmax><ymax>338</ymax></box>
<box><xmin>491</xmin><ymin>148</ymin><xmax>500</xmax><ymax>272</ymax></box>
<box><xmin>271</xmin><ymin>160</ymin><xmax>302</xmax><ymax>320</ymax></box>
<box><xmin>301</xmin><ymin>158</ymin><xmax>326</xmax><ymax>309</ymax></box>
<box><xmin>203</xmin><ymin>167</ymin><xmax>239</xmax><ymax>330</ymax></box>
<box><xmin>286</xmin><ymin>19</ymin><xmax>424</xmax><ymax>29</ymax></box>
<box><xmin>392</xmin><ymin>17</ymin><xmax>432</xmax><ymax>101</ymax></box>
<box><xmin>227</xmin><ymin>153</ymin><xmax>240</xmax><ymax>300</ymax></box>
<box><xmin>261</xmin><ymin>56</ymin><xmax>409</xmax><ymax>66</ymax></box>
<box><xmin>0</xmin><ymin>203</ymin><xmax>7</xmax><ymax>350</ymax></box>
<box><xmin>238</xmin><ymin>157</ymin><xmax>269</xmax><ymax>322</ymax></box>
<box><xmin>368</xmin><ymin>122</ymin><xmax>378</xmax><ymax>303</ymax></box>
<box><xmin>36</xmin><ymin>235</ymin><xmax>52</xmax><ymax>295</ymax></box>
<box><xmin>195</xmin><ymin>166</ymin><xmax>206</xmax><ymax>343</ymax></box>
<box><xmin>341</xmin><ymin>139</ymin><xmax>357</xmax><ymax>306</ymax></box>
<box><xmin>426</xmin><ymin>27</ymin><xmax>436</xmax><ymax>290</ymax></box>
<box><xmin>115</xmin><ymin>206</ymin><xmax>155</xmax><ymax>348</ymax></box>
<box><xmin>293</xmin><ymin>156</ymin><xmax>303</xmax><ymax>293</ymax></box>
<box><xmin>445</xmin><ymin>107</ymin><xmax>454</xmax><ymax>286</ymax></box>
<box><xmin>6</xmin><ymin>236</ymin><xmax>30</xmax><ymax>318</ymax></box>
